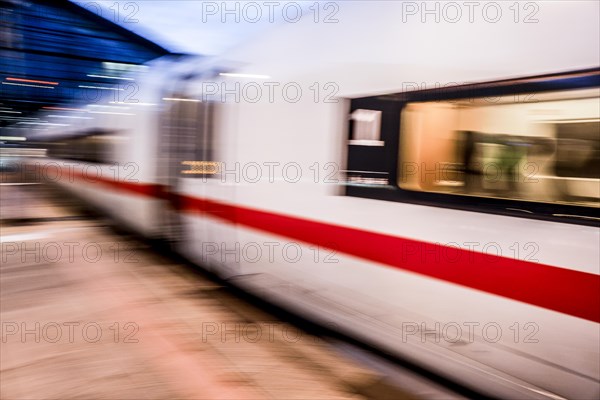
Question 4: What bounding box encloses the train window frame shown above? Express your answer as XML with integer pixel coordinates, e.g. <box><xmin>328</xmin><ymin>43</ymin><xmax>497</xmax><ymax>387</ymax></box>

<box><xmin>344</xmin><ymin>68</ymin><xmax>600</xmax><ymax>227</ymax></box>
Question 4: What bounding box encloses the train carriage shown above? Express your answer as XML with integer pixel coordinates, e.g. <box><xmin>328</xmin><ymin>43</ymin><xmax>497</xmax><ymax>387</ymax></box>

<box><xmin>30</xmin><ymin>2</ymin><xmax>599</xmax><ymax>398</ymax></box>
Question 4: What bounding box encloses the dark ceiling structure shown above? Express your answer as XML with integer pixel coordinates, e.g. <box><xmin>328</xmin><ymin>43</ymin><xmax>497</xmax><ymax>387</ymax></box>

<box><xmin>0</xmin><ymin>0</ymin><xmax>170</xmax><ymax>134</ymax></box>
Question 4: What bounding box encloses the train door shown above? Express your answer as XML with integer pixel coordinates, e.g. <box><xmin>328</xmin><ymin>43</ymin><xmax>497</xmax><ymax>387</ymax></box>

<box><xmin>158</xmin><ymin>88</ymin><xmax>242</xmax><ymax>278</ymax></box>
<box><xmin>158</xmin><ymin>91</ymin><xmax>214</xmax><ymax>247</ymax></box>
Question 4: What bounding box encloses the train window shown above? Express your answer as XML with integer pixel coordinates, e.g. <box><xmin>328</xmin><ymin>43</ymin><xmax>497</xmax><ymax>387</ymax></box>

<box><xmin>47</xmin><ymin>131</ymin><xmax>117</xmax><ymax>165</ymax></box>
<box><xmin>398</xmin><ymin>88</ymin><xmax>600</xmax><ymax>207</ymax></box>
<box><xmin>173</xmin><ymin>99</ymin><xmax>216</xmax><ymax>178</ymax></box>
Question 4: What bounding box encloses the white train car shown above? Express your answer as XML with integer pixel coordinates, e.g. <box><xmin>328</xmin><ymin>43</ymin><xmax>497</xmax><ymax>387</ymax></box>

<box><xmin>32</xmin><ymin>2</ymin><xmax>599</xmax><ymax>398</ymax></box>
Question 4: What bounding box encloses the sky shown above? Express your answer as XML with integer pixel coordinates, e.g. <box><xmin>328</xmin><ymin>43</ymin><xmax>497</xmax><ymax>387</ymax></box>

<box><xmin>73</xmin><ymin>1</ymin><xmax>324</xmax><ymax>55</ymax></box>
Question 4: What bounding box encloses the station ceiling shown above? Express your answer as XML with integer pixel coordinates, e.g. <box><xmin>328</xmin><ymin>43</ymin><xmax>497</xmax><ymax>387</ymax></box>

<box><xmin>0</xmin><ymin>0</ymin><xmax>170</xmax><ymax>135</ymax></box>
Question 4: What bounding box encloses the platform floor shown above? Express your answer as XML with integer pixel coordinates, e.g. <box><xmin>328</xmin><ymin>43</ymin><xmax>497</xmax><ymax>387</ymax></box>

<box><xmin>0</xmin><ymin>181</ymin><xmax>462</xmax><ymax>400</ymax></box>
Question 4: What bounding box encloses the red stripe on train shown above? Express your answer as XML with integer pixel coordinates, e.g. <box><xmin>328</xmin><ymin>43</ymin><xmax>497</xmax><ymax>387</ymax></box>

<box><xmin>59</xmin><ymin>169</ymin><xmax>600</xmax><ymax>323</ymax></box>
<box><xmin>179</xmin><ymin>195</ymin><xmax>600</xmax><ymax>324</ymax></box>
<box><xmin>68</xmin><ymin>169</ymin><xmax>166</xmax><ymax>198</ymax></box>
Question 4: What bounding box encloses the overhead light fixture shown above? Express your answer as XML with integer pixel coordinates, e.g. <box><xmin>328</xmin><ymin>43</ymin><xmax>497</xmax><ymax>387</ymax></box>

<box><xmin>87</xmin><ymin>74</ymin><xmax>135</xmax><ymax>81</ymax></box>
<box><xmin>219</xmin><ymin>73</ymin><xmax>271</xmax><ymax>79</ymax></box>
<box><xmin>162</xmin><ymin>97</ymin><xmax>200</xmax><ymax>102</ymax></box>
<box><xmin>0</xmin><ymin>136</ymin><xmax>27</xmax><ymax>141</ymax></box>
<box><xmin>79</xmin><ymin>85</ymin><xmax>124</xmax><ymax>91</ymax></box>
<box><xmin>109</xmin><ymin>101</ymin><xmax>156</xmax><ymax>106</ymax></box>
<box><xmin>87</xmin><ymin>104</ymin><xmax>130</xmax><ymax>109</ymax></box>
<box><xmin>47</xmin><ymin>115</ymin><xmax>93</xmax><ymax>119</ymax></box>
<box><xmin>2</xmin><ymin>82</ymin><xmax>55</xmax><ymax>89</ymax></box>
<box><xmin>17</xmin><ymin>122</ymin><xmax>69</xmax><ymax>126</ymax></box>
<box><xmin>102</xmin><ymin>62</ymin><xmax>148</xmax><ymax>72</ymax></box>
<box><xmin>88</xmin><ymin>111</ymin><xmax>134</xmax><ymax>116</ymax></box>
<box><xmin>42</xmin><ymin>106</ymin><xmax>84</xmax><ymax>111</ymax></box>
<box><xmin>6</xmin><ymin>77</ymin><xmax>59</xmax><ymax>85</ymax></box>
<box><xmin>0</xmin><ymin>116</ymin><xmax>38</xmax><ymax>121</ymax></box>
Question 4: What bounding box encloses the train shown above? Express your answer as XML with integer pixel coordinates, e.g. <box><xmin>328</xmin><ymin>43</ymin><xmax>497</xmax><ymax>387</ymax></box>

<box><xmin>22</xmin><ymin>2</ymin><xmax>600</xmax><ymax>399</ymax></box>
